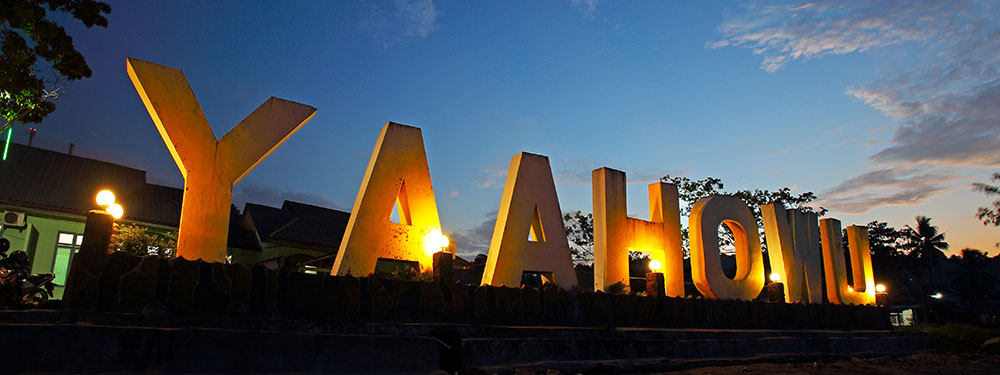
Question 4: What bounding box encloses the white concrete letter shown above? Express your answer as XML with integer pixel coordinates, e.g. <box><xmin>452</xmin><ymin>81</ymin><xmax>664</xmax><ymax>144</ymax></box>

<box><xmin>481</xmin><ymin>152</ymin><xmax>578</xmax><ymax>288</ymax></box>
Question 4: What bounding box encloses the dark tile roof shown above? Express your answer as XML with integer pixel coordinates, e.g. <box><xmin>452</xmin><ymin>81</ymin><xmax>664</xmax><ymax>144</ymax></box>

<box><xmin>0</xmin><ymin>143</ymin><xmax>182</xmax><ymax>226</ymax></box>
<box><xmin>242</xmin><ymin>200</ymin><xmax>350</xmax><ymax>253</ymax></box>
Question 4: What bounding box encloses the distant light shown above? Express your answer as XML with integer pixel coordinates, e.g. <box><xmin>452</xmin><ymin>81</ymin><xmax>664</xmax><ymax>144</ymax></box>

<box><xmin>96</xmin><ymin>190</ymin><xmax>116</xmax><ymax>207</ymax></box>
<box><xmin>106</xmin><ymin>203</ymin><xmax>124</xmax><ymax>219</ymax></box>
<box><xmin>2</xmin><ymin>127</ymin><xmax>11</xmax><ymax>161</ymax></box>
<box><xmin>769</xmin><ymin>272</ymin><xmax>781</xmax><ymax>282</ymax></box>
<box><xmin>648</xmin><ymin>259</ymin><xmax>662</xmax><ymax>271</ymax></box>
<box><xmin>423</xmin><ymin>227</ymin><xmax>449</xmax><ymax>255</ymax></box>
<box><xmin>931</xmin><ymin>293</ymin><xmax>943</xmax><ymax>299</ymax></box>
<box><xmin>876</xmin><ymin>284</ymin><xmax>887</xmax><ymax>293</ymax></box>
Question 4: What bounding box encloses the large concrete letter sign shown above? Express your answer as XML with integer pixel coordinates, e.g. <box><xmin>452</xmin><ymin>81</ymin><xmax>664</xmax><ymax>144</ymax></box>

<box><xmin>127</xmin><ymin>58</ymin><xmax>316</xmax><ymax>262</ymax></box>
<box><xmin>332</xmin><ymin>122</ymin><xmax>444</xmax><ymax>276</ymax></box>
<box><xmin>592</xmin><ymin>168</ymin><xmax>683</xmax><ymax>295</ymax></box>
<box><xmin>761</xmin><ymin>204</ymin><xmax>824</xmax><ymax>303</ymax></box>
<box><xmin>481</xmin><ymin>152</ymin><xmax>578</xmax><ymax>288</ymax></box>
<box><xmin>689</xmin><ymin>195</ymin><xmax>765</xmax><ymax>300</ymax></box>
<box><xmin>819</xmin><ymin>219</ymin><xmax>876</xmax><ymax>305</ymax></box>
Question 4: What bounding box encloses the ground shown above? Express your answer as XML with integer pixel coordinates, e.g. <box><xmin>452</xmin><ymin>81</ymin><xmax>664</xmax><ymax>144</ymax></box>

<box><xmin>662</xmin><ymin>353</ymin><xmax>1000</xmax><ymax>375</ymax></box>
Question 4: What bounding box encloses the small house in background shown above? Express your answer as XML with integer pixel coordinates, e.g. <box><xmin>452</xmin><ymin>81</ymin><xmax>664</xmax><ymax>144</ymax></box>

<box><xmin>0</xmin><ymin>143</ymin><xmax>349</xmax><ymax>298</ymax></box>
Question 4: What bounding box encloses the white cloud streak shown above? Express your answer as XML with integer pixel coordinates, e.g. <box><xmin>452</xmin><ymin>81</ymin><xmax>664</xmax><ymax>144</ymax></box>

<box><xmin>713</xmin><ymin>0</ymin><xmax>1000</xmax><ymax>213</ymax></box>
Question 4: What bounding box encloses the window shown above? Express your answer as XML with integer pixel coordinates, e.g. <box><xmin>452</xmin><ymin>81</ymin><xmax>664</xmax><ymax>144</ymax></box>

<box><xmin>52</xmin><ymin>232</ymin><xmax>83</xmax><ymax>286</ymax></box>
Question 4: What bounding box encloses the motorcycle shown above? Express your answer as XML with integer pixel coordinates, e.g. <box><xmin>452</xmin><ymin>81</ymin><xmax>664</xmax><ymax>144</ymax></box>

<box><xmin>0</xmin><ymin>226</ymin><xmax>56</xmax><ymax>308</ymax></box>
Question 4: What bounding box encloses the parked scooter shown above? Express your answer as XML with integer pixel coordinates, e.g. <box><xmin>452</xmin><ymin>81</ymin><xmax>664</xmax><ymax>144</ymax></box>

<box><xmin>0</xmin><ymin>226</ymin><xmax>56</xmax><ymax>308</ymax></box>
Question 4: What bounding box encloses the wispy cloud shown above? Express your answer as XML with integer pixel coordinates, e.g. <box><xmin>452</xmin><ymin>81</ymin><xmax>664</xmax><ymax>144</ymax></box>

<box><xmin>450</xmin><ymin>209</ymin><xmax>499</xmax><ymax>258</ymax></box>
<box><xmin>361</xmin><ymin>0</ymin><xmax>440</xmax><ymax>48</ymax></box>
<box><xmin>474</xmin><ymin>167</ymin><xmax>506</xmax><ymax>188</ymax></box>
<box><xmin>713</xmin><ymin>0</ymin><xmax>1000</xmax><ymax>213</ymax></box>
<box><xmin>571</xmin><ymin>0</ymin><xmax>599</xmax><ymax>18</ymax></box>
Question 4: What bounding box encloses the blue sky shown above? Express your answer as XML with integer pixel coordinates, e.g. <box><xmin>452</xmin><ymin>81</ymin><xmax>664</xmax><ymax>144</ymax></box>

<box><xmin>19</xmin><ymin>0</ymin><xmax>1000</xmax><ymax>257</ymax></box>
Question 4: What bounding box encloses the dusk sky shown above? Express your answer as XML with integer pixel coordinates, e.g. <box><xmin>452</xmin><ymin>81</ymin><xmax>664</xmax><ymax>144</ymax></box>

<box><xmin>18</xmin><ymin>0</ymin><xmax>999</xmax><ymax>258</ymax></box>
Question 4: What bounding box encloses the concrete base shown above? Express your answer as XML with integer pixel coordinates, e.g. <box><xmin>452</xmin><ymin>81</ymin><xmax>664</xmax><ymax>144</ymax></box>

<box><xmin>0</xmin><ymin>310</ymin><xmax>928</xmax><ymax>374</ymax></box>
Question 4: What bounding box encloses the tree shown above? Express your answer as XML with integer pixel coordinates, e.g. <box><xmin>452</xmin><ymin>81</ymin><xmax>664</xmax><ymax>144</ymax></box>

<box><xmin>973</xmin><ymin>172</ymin><xmax>1000</xmax><ymax>230</ymax></box>
<box><xmin>109</xmin><ymin>223</ymin><xmax>176</xmax><ymax>258</ymax></box>
<box><xmin>902</xmin><ymin>216</ymin><xmax>949</xmax><ymax>262</ymax></box>
<box><xmin>1</xmin><ymin>0</ymin><xmax>111</xmax><ymax>132</ymax></box>
<box><xmin>661</xmin><ymin>175</ymin><xmax>826</xmax><ymax>254</ymax></box>
<box><xmin>563</xmin><ymin>210</ymin><xmax>593</xmax><ymax>263</ymax></box>
<box><xmin>866</xmin><ymin>220</ymin><xmax>904</xmax><ymax>259</ymax></box>
<box><xmin>950</xmin><ymin>248</ymin><xmax>996</xmax><ymax>298</ymax></box>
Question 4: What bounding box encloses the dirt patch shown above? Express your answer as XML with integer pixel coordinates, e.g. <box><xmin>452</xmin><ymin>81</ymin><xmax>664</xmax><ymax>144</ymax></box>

<box><xmin>660</xmin><ymin>353</ymin><xmax>1000</xmax><ymax>375</ymax></box>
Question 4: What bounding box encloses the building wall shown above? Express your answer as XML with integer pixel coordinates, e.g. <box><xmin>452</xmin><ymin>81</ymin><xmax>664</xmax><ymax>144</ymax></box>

<box><xmin>1</xmin><ymin>208</ymin><xmax>87</xmax><ymax>299</ymax></box>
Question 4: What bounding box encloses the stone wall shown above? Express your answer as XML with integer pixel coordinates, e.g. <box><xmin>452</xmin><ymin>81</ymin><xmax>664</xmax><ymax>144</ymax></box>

<box><xmin>67</xmin><ymin>252</ymin><xmax>890</xmax><ymax>330</ymax></box>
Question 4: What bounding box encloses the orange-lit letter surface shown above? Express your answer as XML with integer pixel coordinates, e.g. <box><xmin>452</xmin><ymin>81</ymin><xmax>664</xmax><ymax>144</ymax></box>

<box><xmin>332</xmin><ymin>122</ymin><xmax>445</xmax><ymax>276</ymax></box>
<box><xmin>688</xmin><ymin>195</ymin><xmax>765</xmax><ymax>300</ymax></box>
<box><xmin>481</xmin><ymin>152</ymin><xmax>578</xmax><ymax>288</ymax></box>
<box><xmin>592</xmin><ymin>167</ymin><xmax>684</xmax><ymax>295</ymax></box>
<box><xmin>819</xmin><ymin>219</ymin><xmax>876</xmax><ymax>305</ymax></box>
<box><xmin>127</xmin><ymin>58</ymin><xmax>316</xmax><ymax>263</ymax></box>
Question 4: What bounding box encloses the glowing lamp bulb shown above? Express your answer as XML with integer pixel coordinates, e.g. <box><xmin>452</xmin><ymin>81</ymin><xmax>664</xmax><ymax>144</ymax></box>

<box><xmin>847</xmin><ymin>286</ymin><xmax>854</xmax><ymax>292</ymax></box>
<box><xmin>96</xmin><ymin>190</ymin><xmax>116</xmax><ymax>207</ymax></box>
<box><xmin>875</xmin><ymin>284</ymin><xmax>886</xmax><ymax>293</ymax></box>
<box><xmin>423</xmin><ymin>228</ymin><xmax>449</xmax><ymax>255</ymax></box>
<box><xmin>648</xmin><ymin>259</ymin><xmax>662</xmax><ymax>271</ymax></box>
<box><xmin>931</xmin><ymin>293</ymin><xmax>943</xmax><ymax>299</ymax></box>
<box><xmin>769</xmin><ymin>272</ymin><xmax>781</xmax><ymax>282</ymax></box>
<box><xmin>106</xmin><ymin>203</ymin><xmax>124</xmax><ymax>219</ymax></box>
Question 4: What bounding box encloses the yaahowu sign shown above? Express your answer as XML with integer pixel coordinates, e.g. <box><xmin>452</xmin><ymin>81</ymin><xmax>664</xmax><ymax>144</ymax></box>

<box><xmin>131</xmin><ymin>59</ymin><xmax>874</xmax><ymax>306</ymax></box>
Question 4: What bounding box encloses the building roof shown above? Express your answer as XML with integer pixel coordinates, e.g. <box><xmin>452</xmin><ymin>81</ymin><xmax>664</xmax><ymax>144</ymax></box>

<box><xmin>242</xmin><ymin>200</ymin><xmax>350</xmax><ymax>253</ymax></box>
<box><xmin>0</xmin><ymin>143</ymin><xmax>182</xmax><ymax>226</ymax></box>
<box><xmin>0</xmin><ymin>143</ymin><xmax>349</xmax><ymax>254</ymax></box>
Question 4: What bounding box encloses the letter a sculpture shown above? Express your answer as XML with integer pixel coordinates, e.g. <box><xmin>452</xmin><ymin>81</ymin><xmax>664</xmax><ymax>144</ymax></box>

<box><xmin>332</xmin><ymin>122</ymin><xmax>445</xmax><ymax>276</ymax></box>
<box><xmin>127</xmin><ymin>58</ymin><xmax>316</xmax><ymax>263</ymax></box>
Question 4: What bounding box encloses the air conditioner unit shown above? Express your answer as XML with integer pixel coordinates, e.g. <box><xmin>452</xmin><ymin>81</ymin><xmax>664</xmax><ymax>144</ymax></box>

<box><xmin>2</xmin><ymin>211</ymin><xmax>26</xmax><ymax>227</ymax></box>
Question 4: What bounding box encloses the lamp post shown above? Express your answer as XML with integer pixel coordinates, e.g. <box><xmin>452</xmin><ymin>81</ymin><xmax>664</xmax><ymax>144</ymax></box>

<box><xmin>875</xmin><ymin>283</ymin><xmax>888</xmax><ymax>306</ymax></box>
<box><xmin>427</xmin><ymin>229</ymin><xmax>452</xmax><ymax>284</ymax></box>
<box><xmin>766</xmin><ymin>272</ymin><xmax>785</xmax><ymax>303</ymax></box>
<box><xmin>64</xmin><ymin>190</ymin><xmax>123</xmax><ymax>310</ymax></box>
<box><xmin>645</xmin><ymin>259</ymin><xmax>665</xmax><ymax>297</ymax></box>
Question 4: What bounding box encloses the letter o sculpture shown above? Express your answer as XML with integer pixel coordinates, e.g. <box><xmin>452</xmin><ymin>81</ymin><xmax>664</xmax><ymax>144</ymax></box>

<box><xmin>689</xmin><ymin>195</ymin><xmax>765</xmax><ymax>300</ymax></box>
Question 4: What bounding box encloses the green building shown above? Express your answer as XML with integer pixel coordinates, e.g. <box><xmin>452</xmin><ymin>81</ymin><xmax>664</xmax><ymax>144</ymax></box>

<box><xmin>0</xmin><ymin>143</ymin><xmax>348</xmax><ymax>298</ymax></box>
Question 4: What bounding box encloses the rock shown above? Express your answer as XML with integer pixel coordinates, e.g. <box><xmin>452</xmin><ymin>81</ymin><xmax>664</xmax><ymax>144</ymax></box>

<box><xmin>167</xmin><ymin>257</ymin><xmax>199</xmax><ymax>313</ymax></box>
<box><xmin>371</xmin><ymin>286</ymin><xmax>395</xmax><ymax>320</ymax></box>
<box><xmin>521</xmin><ymin>286</ymin><xmax>541</xmax><ymax>322</ymax></box>
<box><xmin>287</xmin><ymin>272</ymin><xmax>323</xmax><ymax>318</ymax></box>
<box><xmin>194</xmin><ymin>261</ymin><xmax>228</xmax><ymax>313</ymax></box>
<box><xmin>418</xmin><ymin>282</ymin><xmax>444</xmax><ymax>320</ymax></box>
<box><xmin>98</xmin><ymin>252</ymin><xmax>141</xmax><ymax>310</ymax></box>
<box><xmin>225</xmin><ymin>263</ymin><xmax>251</xmax><ymax>314</ymax></box>
<box><xmin>249</xmin><ymin>265</ymin><xmax>277</xmax><ymax>315</ymax></box>
<box><xmin>118</xmin><ymin>267</ymin><xmax>157</xmax><ymax>313</ymax></box>
<box><xmin>474</xmin><ymin>285</ymin><xmax>495</xmax><ymax>322</ymax></box>
<box><xmin>981</xmin><ymin>337</ymin><xmax>1000</xmax><ymax>354</ymax></box>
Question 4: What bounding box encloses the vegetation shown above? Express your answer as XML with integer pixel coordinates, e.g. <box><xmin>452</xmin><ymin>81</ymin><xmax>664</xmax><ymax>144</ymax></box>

<box><xmin>108</xmin><ymin>223</ymin><xmax>176</xmax><ymax>258</ymax></box>
<box><xmin>898</xmin><ymin>323</ymin><xmax>1000</xmax><ymax>353</ymax></box>
<box><xmin>973</xmin><ymin>173</ymin><xmax>1000</xmax><ymax>245</ymax></box>
<box><xmin>1</xmin><ymin>0</ymin><xmax>111</xmax><ymax>132</ymax></box>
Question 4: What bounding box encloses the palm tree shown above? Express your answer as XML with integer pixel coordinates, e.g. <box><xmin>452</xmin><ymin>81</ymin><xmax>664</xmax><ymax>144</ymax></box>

<box><xmin>901</xmin><ymin>216</ymin><xmax>949</xmax><ymax>324</ymax></box>
<box><xmin>903</xmin><ymin>216</ymin><xmax>949</xmax><ymax>262</ymax></box>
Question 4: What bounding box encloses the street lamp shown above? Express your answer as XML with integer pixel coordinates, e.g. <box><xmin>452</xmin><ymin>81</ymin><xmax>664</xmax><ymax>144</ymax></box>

<box><xmin>766</xmin><ymin>272</ymin><xmax>785</xmax><ymax>302</ymax></box>
<box><xmin>95</xmin><ymin>190</ymin><xmax>123</xmax><ymax>219</ymax></box>
<box><xmin>645</xmin><ymin>258</ymin><xmax>665</xmax><ymax>297</ymax></box>
<box><xmin>875</xmin><ymin>283</ymin><xmax>888</xmax><ymax>306</ymax></box>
